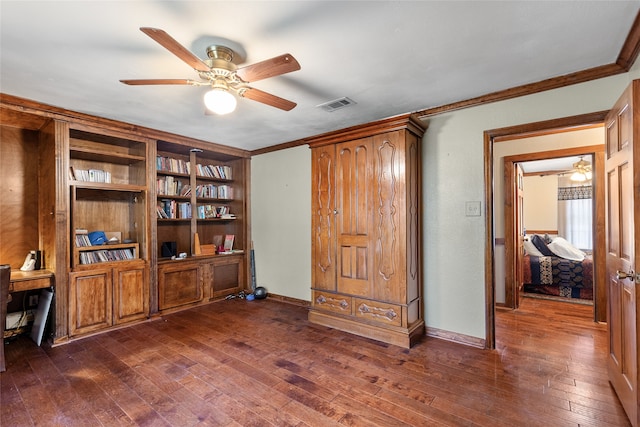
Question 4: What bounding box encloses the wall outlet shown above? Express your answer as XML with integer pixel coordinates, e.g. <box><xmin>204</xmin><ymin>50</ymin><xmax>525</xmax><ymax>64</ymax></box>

<box><xmin>29</xmin><ymin>295</ymin><xmax>39</xmax><ymax>306</ymax></box>
<box><xmin>465</xmin><ymin>201</ymin><xmax>482</xmax><ymax>217</ymax></box>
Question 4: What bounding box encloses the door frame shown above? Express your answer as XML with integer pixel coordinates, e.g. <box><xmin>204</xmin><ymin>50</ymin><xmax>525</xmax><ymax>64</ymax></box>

<box><xmin>483</xmin><ymin>110</ymin><xmax>608</xmax><ymax>349</ymax></box>
<box><xmin>503</xmin><ymin>146</ymin><xmax>605</xmax><ymax>314</ymax></box>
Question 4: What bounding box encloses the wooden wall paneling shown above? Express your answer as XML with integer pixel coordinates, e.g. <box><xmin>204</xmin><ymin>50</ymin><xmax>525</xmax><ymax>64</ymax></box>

<box><xmin>0</xmin><ymin>126</ymin><xmax>40</xmax><ymax>268</ymax></box>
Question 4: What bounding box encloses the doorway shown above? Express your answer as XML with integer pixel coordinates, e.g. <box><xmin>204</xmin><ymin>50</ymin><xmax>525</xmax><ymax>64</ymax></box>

<box><xmin>504</xmin><ymin>149</ymin><xmax>604</xmax><ymax>313</ymax></box>
<box><xmin>483</xmin><ymin>111</ymin><xmax>608</xmax><ymax>349</ymax></box>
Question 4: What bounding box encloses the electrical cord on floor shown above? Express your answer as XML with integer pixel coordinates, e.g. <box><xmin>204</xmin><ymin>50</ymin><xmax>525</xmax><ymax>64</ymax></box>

<box><xmin>224</xmin><ymin>291</ymin><xmax>246</xmax><ymax>300</ymax></box>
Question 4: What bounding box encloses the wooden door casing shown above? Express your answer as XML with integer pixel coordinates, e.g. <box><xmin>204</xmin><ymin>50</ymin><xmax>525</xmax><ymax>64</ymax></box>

<box><xmin>606</xmin><ymin>80</ymin><xmax>639</xmax><ymax>426</ymax></box>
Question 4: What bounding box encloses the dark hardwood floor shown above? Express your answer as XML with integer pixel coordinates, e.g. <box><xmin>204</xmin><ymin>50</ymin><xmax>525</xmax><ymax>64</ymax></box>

<box><xmin>0</xmin><ymin>296</ymin><xmax>630</xmax><ymax>426</ymax></box>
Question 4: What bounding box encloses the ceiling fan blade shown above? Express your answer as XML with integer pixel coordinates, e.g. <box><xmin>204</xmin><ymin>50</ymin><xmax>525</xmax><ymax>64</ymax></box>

<box><xmin>120</xmin><ymin>79</ymin><xmax>197</xmax><ymax>85</ymax></box>
<box><xmin>140</xmin><ymin>27</ymin><xmax>210</xmax><ymax>73</ymax></box>
<box><xmin>236</xmin><ymin>54</ymin><xmax>300</xmax><ymax>83</ymax></box>
<box><xmin>241</xmin><ymin>87</ymin><xmax>297</xmax><ymax>111</ymax></box>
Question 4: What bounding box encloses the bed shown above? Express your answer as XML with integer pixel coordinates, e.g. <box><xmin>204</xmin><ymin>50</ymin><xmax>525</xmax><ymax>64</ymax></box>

<box><xmin>522</xmin><ymin>234</ymin><xmax>593</xmax><ymax>301</ymax></box>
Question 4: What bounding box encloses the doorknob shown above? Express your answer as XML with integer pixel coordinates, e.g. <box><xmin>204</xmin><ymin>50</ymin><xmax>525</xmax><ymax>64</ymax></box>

<box><xmin>616</xmin><ymin>270</ymin><xmax>635</xmax><ymax>281</ymax></box>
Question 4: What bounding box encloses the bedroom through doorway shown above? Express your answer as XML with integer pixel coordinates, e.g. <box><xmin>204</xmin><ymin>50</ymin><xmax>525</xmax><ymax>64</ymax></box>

<box><xmin>503</xmin><ymin>129</ymin><xmax>606</xmax><ymax>321</ymax></box>
<box><xmin>518</xmin><ymin>154</ymin><xmax>596</xmax><ymax>306</ymax></box>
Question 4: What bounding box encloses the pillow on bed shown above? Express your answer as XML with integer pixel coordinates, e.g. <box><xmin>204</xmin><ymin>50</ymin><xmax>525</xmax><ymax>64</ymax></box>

<box><xmin>530</xmin><ymin>234</ymin><xmax>555</xmax><ymax>256</ymax></box>
<box><xmin>548</xmin><ymin>237</ymin><xmax>586</xmax><ymax>261</ymax></box>
<box><xmin>523</xmin><ymin>238</ymin><xmax>545</xmax><ymax>257</ymax></box>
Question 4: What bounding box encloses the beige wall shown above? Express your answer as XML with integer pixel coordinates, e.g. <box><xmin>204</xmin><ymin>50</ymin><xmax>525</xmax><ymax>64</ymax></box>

<box><xmin>252</xmin><ymin>63</ymin><xmax>640</xmax><ymax>341</ymax></box>
<box><xmin>523</xmin><ymin>175</ymin><xmax>558</xmax><ymax>232</ymax></box>
<box><xmin>250</xmin><ymin>145</ymin><xmax>311</xmax><ymax>301</ymax></box>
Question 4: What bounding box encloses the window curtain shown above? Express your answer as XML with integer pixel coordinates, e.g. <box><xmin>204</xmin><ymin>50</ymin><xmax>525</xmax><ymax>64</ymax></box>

<box><xmin>557</xmin><ymin>185</ymin><xmax>592</xmax><ymax>249</ymax></box>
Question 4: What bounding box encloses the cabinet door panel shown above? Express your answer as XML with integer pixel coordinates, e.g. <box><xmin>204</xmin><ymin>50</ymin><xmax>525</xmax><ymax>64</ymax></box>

<box><xmin>336</xmin><ymin>139</ymin><xmax>373</xmax><ymax>297</ymax></box>
<box><xmin>210</xmin><ymin>257</ymin><xmax>243</xmax><ymax>298</ymax></box>
<box><xmin>114</xmin><ymin>264</ymin><xmax>148</xmax><ymax>324</ymax></box>
<box><xmin>158</xmin><ymin>263</ymin><xmax>202</xmax><ymax>310</ymax></box>
<box><xmin>372</xmin><ymin>132</ymin><xmax>407</xmax><ymax>303</ymax></box>
<box><xmin>69</xmin><ymin>269</ymin><xmax>113</xmax><ymax>336</ymax></box>
<box><xmin>312</xmin><ymin>146</ymin><xmax>337</xmax><ymax>290</ymax></box>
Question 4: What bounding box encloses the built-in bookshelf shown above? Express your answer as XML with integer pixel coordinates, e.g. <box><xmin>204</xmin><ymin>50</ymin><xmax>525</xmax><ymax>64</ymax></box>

<box><xmin>1</xmin><ymin>94</ymin><xmax>250</xmax><ymax>342</ymax></box>
<box><xmin>68</xmin><ymin>129</ymin><xmax>148</xmax><ymax>270</ymax></box>
<box><xmin>155</xmin><ymin>145</ymin><xmax>244</xmax><ymax>259</ymax></box>
<box><xmin>153</xmin><ymin>140</ymin><xmax>249</xmax><ymax>313</ymax></box>
<box><xmin>67</xmin><ymin>126</ymin><xmax>150</xmax><ymax>337</ymax></box>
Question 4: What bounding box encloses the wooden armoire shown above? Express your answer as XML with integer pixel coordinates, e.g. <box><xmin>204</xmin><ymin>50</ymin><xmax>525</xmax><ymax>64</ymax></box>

<box><xmin>308</xmin><ymin>114</ymin><xmax>426</xmax><ymax>348</ymax></box>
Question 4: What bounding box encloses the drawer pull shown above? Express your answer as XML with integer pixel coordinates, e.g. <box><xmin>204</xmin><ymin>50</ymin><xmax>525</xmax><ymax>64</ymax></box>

<box><xmin>358</xmin><ymin>303</ymin><xmax>398</xmax><ymax>321</ymax></box>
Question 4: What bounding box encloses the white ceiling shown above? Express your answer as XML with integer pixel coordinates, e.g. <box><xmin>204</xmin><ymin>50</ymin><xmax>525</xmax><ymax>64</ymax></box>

<box><xmin>520</xmin><ymin>156</ymin><xmax>587</xmax><ymax>175</ymax></box>
<box><xmin>1</xmin><ymin>1</ymin><xmax>638</xmax><ymax>151</ymax></box>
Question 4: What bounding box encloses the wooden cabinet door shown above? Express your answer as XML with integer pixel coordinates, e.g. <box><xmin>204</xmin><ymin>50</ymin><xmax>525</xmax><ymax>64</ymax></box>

<box><xmin>113</xmin><ymin>263</ymin><xmax>148</xmax><ymax>324</ymax></box>
<box><xmin>370</xmin><ymin>131</ymin><xmax>409</xmax><ymax>304</ymax></box>
<box><xmin>311</xmin><ymin>145</ymin><xmax>337</xmax><ymax>291</ymax></box>
<box><xmin>336</xmin><ymin>137</ymin><xmax>374</xmax><ymax>297</ymax></box>
<box><xmin>209</xmin><ymin>256</ymin><xmax>243</xmax><ymax>299</ymax></box>
<box><xmin>158</xmin><ymin>262</ymin><xmax>203</xmax><ymax>310</ymax></box>
<box><xmin>606</xmin><ymin>80</ymin><xmax>640</xmax><ymax>426</ymax></box>
<box><xmin>69</xmin><ymin>268</ymin><xmax>113</xmax><ymax>336</ymax></box>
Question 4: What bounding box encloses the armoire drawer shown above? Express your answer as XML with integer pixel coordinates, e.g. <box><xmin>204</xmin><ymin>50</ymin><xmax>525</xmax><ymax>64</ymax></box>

<box><xmin>354</xmin><ymin>298</ymin><xmax>402</xmax><ymax>327</ymax></box>
<box><xmin>312</xmin><ymin>291</ymin><xmax>352</xmax><ymax>314</ymax></box>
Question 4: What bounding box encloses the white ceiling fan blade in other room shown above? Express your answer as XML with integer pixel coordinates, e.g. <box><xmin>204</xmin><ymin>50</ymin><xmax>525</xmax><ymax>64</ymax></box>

<box><xmin>240</xmin><ymin>87</ymin><xmax>297</xmax><ymax>111</ymax></box>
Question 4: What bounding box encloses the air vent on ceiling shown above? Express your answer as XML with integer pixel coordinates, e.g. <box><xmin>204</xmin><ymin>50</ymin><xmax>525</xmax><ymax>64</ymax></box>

<box><xmin>317</xmin><ymin>97</ymin><xmax>356</xmax><ymax>112</ymax></box>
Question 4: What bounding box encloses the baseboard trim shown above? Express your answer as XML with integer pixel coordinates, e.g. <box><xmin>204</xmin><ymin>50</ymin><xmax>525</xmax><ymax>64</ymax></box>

<box><xmin>267</xmin><ymin>293</ymin><xmax>311</xmax><ymax>307</ymax></box>
<box><xmin>425</xmin><ymin>326</ymin><xmax>486</xmax><ymax>349</ymax></box>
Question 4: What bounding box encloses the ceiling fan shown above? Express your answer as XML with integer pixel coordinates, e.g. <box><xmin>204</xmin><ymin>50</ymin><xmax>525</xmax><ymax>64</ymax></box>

<box><xmin>120</xmin><ymin>27</ymin><xmax>301</xmax><ymax>114</ymax></box>
<box><xmin>558</xmin><ymin>156</ymin><xmax>593</xmax><ymax>182</ymax></box>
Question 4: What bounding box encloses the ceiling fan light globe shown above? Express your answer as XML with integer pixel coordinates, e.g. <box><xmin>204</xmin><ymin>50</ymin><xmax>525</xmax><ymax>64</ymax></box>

<box><xmin>570</xmin><ymin>171</ymin><xmax>587</xmax><ymax>182</ymax></box>
<box><xmin>204</xmin><ymin>89</ymin><xmax>237</xmax><ymax>115</ymax></box>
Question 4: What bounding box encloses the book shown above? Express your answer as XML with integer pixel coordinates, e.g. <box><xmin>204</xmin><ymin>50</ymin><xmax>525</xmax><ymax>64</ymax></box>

<box><xmin>223</xmin><ymin>234</ymin><xmax>235</xmax><ymax>252</ymax></box>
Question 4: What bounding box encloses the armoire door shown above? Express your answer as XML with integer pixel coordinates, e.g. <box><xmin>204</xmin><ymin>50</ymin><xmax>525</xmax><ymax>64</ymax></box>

<box><xmin>606</xmin><ymin>80</ymin><xmax>639</xmax><ymax>426</ymax></box>
<box><xmin>336</xmin><ymin>137</ymin><xmax>374</xmax><ymax>297</ymax></box>
<box><xmin>311</xmin><ymin>144</ymin><xmax>337</xmax><ymax>291</ymax></box>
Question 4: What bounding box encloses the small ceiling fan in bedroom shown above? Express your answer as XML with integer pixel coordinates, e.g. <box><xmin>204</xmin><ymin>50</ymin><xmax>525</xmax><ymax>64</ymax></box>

<box><xmin>560</xmin><ymin>156</ymin><xmax>592</xmax><ymax>182</ymax></box>
<box><xmin>120</xmin><ymin>27</ymin><xmax>301</xmax><ymax>115</ymax></box>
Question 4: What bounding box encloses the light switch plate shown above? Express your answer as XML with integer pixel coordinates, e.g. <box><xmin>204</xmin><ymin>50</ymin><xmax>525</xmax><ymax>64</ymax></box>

<box><xmin>465</xmin><ymin>201</ymin><xmax>481</xmax><ymax>217</ymax></box>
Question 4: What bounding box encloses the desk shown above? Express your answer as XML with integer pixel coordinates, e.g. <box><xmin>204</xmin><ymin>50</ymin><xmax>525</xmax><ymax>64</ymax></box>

<box><xmin>10</xmin><ymin>270</ymin><xmax>54</xmax><ymax>293</ymax></box>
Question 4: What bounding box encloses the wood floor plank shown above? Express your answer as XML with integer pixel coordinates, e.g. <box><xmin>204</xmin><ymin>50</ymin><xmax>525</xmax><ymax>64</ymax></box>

<box><xmin>1</xmin><ymin>296</ymin><xmax>632</xmax><ymax>426</ymax></box>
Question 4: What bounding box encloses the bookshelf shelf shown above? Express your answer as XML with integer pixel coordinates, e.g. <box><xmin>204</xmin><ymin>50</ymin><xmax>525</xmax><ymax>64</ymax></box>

<box><xmin>73</xmin><ymin>243</ymin><xmax>139</xmax><ymax>266</ymax></box>
<box><xmin>70</xmin><ymin>147</ymin><xmax>145</xmax><ymax>164</ymax></box>
<box><xmin>157</xmin><ymin>170</ymin><xmax>190</xmax><ymax>178</ymax></box>
<box><xmin>71</xmin><ymin>182</ymin><xmax>147</xmax><ymax>192</ymax></box>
